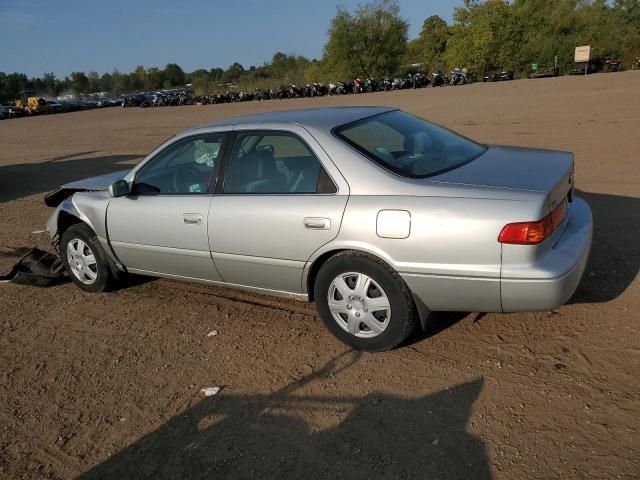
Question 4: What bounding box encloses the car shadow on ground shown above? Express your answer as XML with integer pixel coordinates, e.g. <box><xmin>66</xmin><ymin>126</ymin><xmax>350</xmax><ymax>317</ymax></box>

<box><xmin>0</xmin><ymin>152</ymin><xmax>141</xmax><ymax>204</ymax></box>
<box><xmin>570</xmin><ymin>189</ymin><xmax>640</xmax><ymax>304</ymax></box>
<box><xmin>403</xmin><ymin>311</ymin><xmax>471</xmax><ymax>347</ymax></box>
<box><xmin>75</xmin><ymin>351</ymin><xmax>491</xmax><ymax>480</ymax></box>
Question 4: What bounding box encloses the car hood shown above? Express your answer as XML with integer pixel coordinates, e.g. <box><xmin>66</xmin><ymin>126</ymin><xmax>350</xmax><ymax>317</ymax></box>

<box><xmin>44</xmin><ymin>169</ymin><xmax>130</xmax><ymax>207</ymax></box>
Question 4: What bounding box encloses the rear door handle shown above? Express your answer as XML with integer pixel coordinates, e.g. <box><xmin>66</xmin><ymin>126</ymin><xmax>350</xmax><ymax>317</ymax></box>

<box><xmin>183</xmin><ymin>213</ymin><xmax>203</xmax><ymax>225</ymax></box>
<box><xmin>304</xmin><ymin>217</ymin><xmax>330</xmax><ymax>230</ymax></box>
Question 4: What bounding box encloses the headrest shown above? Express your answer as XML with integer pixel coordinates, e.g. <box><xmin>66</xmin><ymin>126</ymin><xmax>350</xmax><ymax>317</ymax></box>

<box><xmin>403</xmin><ymin>132</ymin><xmax>432</xmax><ymax>155</ymax></box>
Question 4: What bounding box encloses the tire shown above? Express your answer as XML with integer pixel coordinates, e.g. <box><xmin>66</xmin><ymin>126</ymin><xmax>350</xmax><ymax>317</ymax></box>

<box><xmin>60</xmin><ymin>223</ymin><xmax>115</xmax><ymax>293</ymax></box>
<box><xmin>314</xmin><ymin>251</ymin><xmax>416</xmax><ymax>352</ymax></box>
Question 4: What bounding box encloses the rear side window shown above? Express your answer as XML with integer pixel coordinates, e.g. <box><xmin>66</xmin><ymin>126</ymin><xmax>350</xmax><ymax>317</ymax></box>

<box><xmin>334</xmin><ymin>110</ymin><xmax>486</xmax><ymax>178</ymax></box>
<box><xmin>223</xmin><ymin>132</ymin><xmax>336</xmax><ymax>194</ymax></box>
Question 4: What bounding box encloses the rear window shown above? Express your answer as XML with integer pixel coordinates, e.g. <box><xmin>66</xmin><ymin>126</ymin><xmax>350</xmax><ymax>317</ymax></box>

<box><xmin>333</xmin><ymin>110</ymin><xmax>486</xmax><ymax>178</ymax></box>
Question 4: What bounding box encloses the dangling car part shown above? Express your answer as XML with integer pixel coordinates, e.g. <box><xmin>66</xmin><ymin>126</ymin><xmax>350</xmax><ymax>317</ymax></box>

<box><xmin>0</xmin><ymin>248</ymin><xmax>65</xmax><ymax>287</ymax></box>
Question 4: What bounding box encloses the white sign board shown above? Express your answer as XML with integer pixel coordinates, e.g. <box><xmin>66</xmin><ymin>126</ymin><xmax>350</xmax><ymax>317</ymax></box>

<box><xmin>575</xmin><ymin>45</ymin><xmax>591</xmax><ymax>63</ymax></box>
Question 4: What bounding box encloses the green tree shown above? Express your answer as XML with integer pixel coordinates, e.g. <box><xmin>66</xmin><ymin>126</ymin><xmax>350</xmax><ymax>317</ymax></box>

<box><xmin>271</xmin><ymin>53</ymin><xmax>307</xmax><ymax>80</ymax></box>
<box><xmin>42</xmin><ymin>72</ymin><xmax>58</xmax><ymax>95</ymax></box>
<box><xmin>163</xmin><ymin>63</ymin><xmax>186</xmax><ymax>87</ymax></box>
<box><xmin>406</xmin><ymin>15</ymin><xmax>450</xmax><ymax>71</ymax></box>
<box><xmin>209</xmin><ymin>67</ymin><xmax>224</xmax><ymax>81</ymax></box>
<box><xmin>147</xmin><ymin>67</ymin><xmax>166</xmax><ymax>90</ymax></box>
<box><xmin>100</xmin><ymin>72</ymin><xmax>113</xmax><ymax>92</ymax></box>
<box><xmin>222</xmin><ymin>62</ymin><xmax>245</xmax><ymax>82</ymax></box>
<box><xmin>445</xmin><ymin>0</ymin><xmax>522</xmax><ymax>74</ymax></box>
<box><xmin>69</xmin><ymin>71</ymin><xmax>89</xmax><ymax>95</ymax></box>
<box><xmin>323</xmin><ymin>0</ymin><xmax>409</xmax><ymax>79</ymax></box>
<box><xmin>111</xmin><ymin>69</ymin><xmax>130</xmax><ymax>94</ymax></box>
<box><xmin>131</xmin><ymin>65</ymin><xmax>148</xmax><ymax>91</ymax></box>
<box><xmin>87</xmin><ymin>71</ymin><xmax>101</xmax><ymax>93</ymax></box>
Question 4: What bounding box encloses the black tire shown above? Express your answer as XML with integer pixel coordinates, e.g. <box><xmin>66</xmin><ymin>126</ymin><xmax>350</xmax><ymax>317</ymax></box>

<box><xmin>314</xmin><ymin>251</ymin><xmax>416</xmax><ymax>352</ymax></box>
<box><xmin>60</xmin><ymin>223</ymin><xmax>115</xmax><ymax>293</ymax></box>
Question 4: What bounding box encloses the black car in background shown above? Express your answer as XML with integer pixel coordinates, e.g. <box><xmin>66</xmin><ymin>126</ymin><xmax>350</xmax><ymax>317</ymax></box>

<box><xmin>483</xmin><ymin>71</ymin><xmax>514</xmax><ymax>82</ymax></box>
<box><xmin>0</xmin><ymin>103</ymin><xmax>26</xmax><ymax>119</ymax></box>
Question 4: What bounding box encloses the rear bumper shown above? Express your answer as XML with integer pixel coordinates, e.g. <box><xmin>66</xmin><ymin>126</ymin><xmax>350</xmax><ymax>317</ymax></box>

<box><xmin>500</xmin><ymin>196</ymin><xmax>593</xmax><ymax>312</ymax></box>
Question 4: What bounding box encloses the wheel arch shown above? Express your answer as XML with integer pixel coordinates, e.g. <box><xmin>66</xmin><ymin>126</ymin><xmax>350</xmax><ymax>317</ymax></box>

<box><xmin>305</xmin><ymin>244</ymin><xmax>398</xmax><ymax>301</ymax></box>
<box><xmin>304</xmin><ymin>244</ymin><xmax>432</xmax><ymax>330</ymax></box>
<box><xmin>306</xmin><ymin>249</ymin><xmax>347</xmax><ymax>302</ymax></box>
<box><xmin>55</xmin><ymin>199</ymin><xmax>126</xmax><ymax>276</ymax></box>
<box><xmin>57</xmin><ymin>210</ymin><xmax>84</xmax><ymax>239</ymax></box>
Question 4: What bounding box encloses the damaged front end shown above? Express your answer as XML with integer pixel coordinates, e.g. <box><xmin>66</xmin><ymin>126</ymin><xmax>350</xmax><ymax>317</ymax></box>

<box><xmin>44</xmin><ymin>169</ymin><xmax>131</xmax><ymax>208</ymax></box>
<box><xmin>44</xmin><ymin>169</ymin><xmax>130</xmax><ymax>251</ymax></box>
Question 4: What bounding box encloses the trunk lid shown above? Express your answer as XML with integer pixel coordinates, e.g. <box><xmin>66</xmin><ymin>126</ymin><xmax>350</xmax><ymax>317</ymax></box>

<box><xmin>431</xmin><ymin>145</ymin><xmax>574</xmax><ymax>213</ymax></box>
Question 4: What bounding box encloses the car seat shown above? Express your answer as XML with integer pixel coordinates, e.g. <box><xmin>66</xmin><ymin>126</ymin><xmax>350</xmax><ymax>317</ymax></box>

<box><xmin>243</xmin><ymin>150</ymin><xmax>287</xmax><ymax>193</ymax></box>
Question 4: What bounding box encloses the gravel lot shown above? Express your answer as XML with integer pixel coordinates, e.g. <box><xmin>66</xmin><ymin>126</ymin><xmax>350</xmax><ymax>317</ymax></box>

<box><xmin>0</xmin><ymin>71</ymin><xmax>639</xmax><ymax>479</ymax></box>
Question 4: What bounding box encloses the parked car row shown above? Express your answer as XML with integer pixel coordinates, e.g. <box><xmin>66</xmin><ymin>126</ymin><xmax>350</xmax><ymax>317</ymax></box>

<box><xmin>0</xmin><ymin>94</ymin><xmax>123</xmax><ymax>120</ymax></box>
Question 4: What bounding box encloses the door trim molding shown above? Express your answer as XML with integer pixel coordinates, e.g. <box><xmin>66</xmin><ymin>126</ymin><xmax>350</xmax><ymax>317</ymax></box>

<box><xmin>110</xmin><ymin>241</ymin><xmax>212</xmax><ymax>258</ymax></box>
<box><xmin>126</xmin><ymin>268</ymin><xmax>308</xmax><ymax>301</ymax></box>
<box><xmin>210</xmin><ymin>251</ymin><xmax>305</xmax><ymax>268</ymax></box>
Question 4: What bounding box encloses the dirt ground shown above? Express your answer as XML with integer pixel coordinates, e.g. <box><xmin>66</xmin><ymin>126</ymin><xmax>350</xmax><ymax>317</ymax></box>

<box><xmin>0</xmin><ymin>71</ymin><xmax>639</xmax><ymax>479</ymax></box>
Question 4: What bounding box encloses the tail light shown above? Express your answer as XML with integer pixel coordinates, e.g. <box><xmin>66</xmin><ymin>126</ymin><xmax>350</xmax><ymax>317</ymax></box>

<box><xmin>499</xmin><ymin>201</ymin><xmax>567</xmax><ymax>245</ymax></box>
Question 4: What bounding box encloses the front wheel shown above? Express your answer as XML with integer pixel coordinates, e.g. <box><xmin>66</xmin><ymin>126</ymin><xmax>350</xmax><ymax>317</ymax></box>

<box><xmin>60</xmin><ymin>223</ymin><xmax>116</xmax><ymax>293</ymax></box>
<box><xmin>314</xmin><ymin>252</ymin><xmax>416</xmax><ymax>351</ymax></box>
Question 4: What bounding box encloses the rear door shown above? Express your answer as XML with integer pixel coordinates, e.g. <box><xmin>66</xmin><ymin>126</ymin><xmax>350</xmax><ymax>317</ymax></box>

<box><xmin>107</xmin><ymin>132</ymin><xmax>228</xmax><ymax>280</ymax></box>
<box><xmin>208</xmin><ymin>127</ymin><xmax>349</xmax><ymax>294</ymax></box>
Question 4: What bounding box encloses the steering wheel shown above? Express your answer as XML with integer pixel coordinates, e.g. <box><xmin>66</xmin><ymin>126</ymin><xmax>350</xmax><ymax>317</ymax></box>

<box><xmin>173</xmin><ymin>164</ymin><xmax>206</xmax><ymax>193</ymax></box>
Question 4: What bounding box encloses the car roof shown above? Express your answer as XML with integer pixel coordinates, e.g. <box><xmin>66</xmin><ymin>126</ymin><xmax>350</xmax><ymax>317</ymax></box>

<box><xmin>189</xmin><ymin>106</ymin><xmax>395</xmax><ymax>133</ymax></box>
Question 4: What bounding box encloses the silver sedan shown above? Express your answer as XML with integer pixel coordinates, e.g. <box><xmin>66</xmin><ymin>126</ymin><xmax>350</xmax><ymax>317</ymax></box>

<box><xmin>45</xmin><ymin>107</ymin><xmax>593</xmax><ymax>351</ymax></box>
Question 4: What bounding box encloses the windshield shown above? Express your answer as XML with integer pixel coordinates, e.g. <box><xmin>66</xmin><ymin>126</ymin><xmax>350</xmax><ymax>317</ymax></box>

<box><xmin>333</xmin><ymin>110</ymin><xmax>486</xmax><ymax>178</ymax></box>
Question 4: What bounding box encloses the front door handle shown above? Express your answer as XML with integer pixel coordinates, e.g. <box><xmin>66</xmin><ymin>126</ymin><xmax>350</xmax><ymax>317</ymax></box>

<box><xmin>183</xmin><ymin>213</ymin><xmax>203</xmax><ymax>225</ymax></box>
<box><xmin>304</xmin><ymin>217</ymin><xmax>331</xmax><ymax>230</ymax></box>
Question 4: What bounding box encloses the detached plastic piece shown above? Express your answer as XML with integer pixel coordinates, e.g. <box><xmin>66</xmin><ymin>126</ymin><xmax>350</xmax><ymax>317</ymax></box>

<box><xmin>201</xmin><ymin>387</ymin><xmax>221</xmax><ymax>397</ymax></box>
<box><xmin>0</xmin><ymin>248</ymin><xmax>65</xmax><ymax>287</ymax></box>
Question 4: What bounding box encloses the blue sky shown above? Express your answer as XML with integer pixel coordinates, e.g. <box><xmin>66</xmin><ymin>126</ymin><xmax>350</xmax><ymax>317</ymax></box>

<box><xmin>0</xmin><ymin>0</ymin><xmax>461</xmax><ymax>78</ymax></box>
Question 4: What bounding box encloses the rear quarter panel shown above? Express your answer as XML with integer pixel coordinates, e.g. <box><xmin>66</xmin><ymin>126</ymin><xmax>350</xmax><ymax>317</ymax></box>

<box><xmin>313</xmin><ymin>193</ymin><xmax>546</xmax><ymax>312</ymax></box>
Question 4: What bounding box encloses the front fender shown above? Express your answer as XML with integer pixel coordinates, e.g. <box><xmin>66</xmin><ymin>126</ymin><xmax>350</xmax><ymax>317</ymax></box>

<box><xmin>46</xmin><ymin>192</ymin><xmax>124</xmax><ymax>271</ymax></box>
<box><xmin>47</xmin><ymin>196</ymin><xmax>98</xmax><ymax>242</ymax></box>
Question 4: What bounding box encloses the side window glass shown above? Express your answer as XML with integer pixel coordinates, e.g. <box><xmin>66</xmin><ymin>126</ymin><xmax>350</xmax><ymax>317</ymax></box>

<box><xmin>134</xmin><ymin>134</ymin><xmax>224</xmax><ymax>194</ymax></box>
<box><xmin>223</xmin><ymin>132</ymin><xmax>335</xmax><ymax>194</ymax></box>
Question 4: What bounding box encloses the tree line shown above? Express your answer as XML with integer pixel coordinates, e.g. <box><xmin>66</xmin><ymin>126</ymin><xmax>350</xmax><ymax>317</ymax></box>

<box><xmin>1</xmin><ymin>0</ymin><xmax>638</xmax><ymax>101</ymax></box>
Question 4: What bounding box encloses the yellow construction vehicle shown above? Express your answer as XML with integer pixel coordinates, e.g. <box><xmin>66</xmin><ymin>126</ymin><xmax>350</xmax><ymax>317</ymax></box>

<box><xmin>15</xmin><ymin>91</ymin><xmax>50</xmax><ymax>115</ymax></box>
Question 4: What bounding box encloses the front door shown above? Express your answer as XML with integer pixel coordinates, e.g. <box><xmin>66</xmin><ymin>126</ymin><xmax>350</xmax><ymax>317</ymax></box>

<box><xmin>108</xmin><ymin>133</ymin><xmax>227</xmax><ymax>280</ymax></box>
<box><xmin>209</xmin><ymin>130</ymin><xmax>348</xmax><ymax>294</ymax></box>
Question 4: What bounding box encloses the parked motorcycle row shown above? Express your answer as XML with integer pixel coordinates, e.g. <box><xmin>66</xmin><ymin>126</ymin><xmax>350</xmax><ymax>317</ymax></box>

<box><xmin>122</xmin><ymin>89</ymin><xmax>192</xmax><ymax>107</ymax></box>
<box><xmin>120</xmin><ymin>70</ymin><xmax>480</xmax><ymax>109</ymax></box>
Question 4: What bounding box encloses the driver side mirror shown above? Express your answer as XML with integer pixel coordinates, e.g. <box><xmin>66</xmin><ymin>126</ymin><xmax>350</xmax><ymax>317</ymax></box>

<box><xmin>108</xmin><ymin>179</ymin><xmax>130</xmax><ymax>198</ymax></box>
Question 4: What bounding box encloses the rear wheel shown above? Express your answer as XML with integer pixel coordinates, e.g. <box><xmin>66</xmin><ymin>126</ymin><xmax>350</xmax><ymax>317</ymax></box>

<box><xmin>314</xmin><ymin>252</ymin><xmax>416</xmax><ymax>351</ymax></box>
<box><xmin>60</xmin><ymin>223</ymin><xmax>115</xmax><ymax>293</ymax></box>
